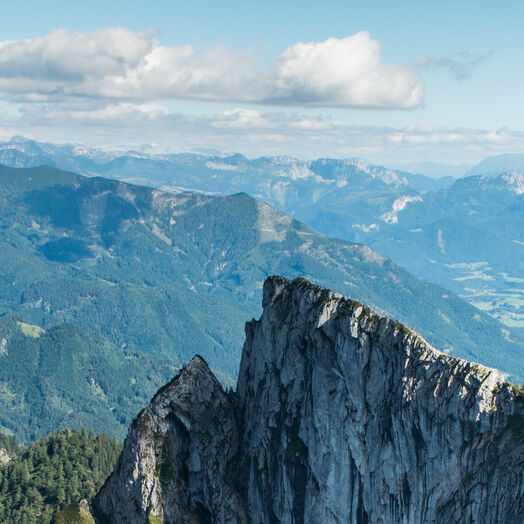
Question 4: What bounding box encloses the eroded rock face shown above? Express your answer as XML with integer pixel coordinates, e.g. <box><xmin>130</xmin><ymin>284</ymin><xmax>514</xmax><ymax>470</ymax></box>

<box><xmin>93</xmin><ymin>276</ymin><xmax>524</xmax><ymax>523</ymax></box>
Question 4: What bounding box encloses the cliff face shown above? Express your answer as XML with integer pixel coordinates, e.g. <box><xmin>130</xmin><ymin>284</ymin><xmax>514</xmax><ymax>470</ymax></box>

<box><xmin>93</xmin><ymin>276</ymin><xmax>524</xmax><ymax>523</ymax></box>
<box><xmin>236</xmin><ymin>276</ymin><xmax>523</xmax><ymax>523</ymax></box>
<box><xmin>93</xmin><ymin>356</ymin><xmax>245</xmax><ymax>523</ymax></box>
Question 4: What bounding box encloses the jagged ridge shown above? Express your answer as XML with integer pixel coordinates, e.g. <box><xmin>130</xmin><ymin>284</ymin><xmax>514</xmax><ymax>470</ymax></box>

<box><xmin>92</xmin><ymin>276</ymin><xmax>524</xmax><ymax>523</ymax></box>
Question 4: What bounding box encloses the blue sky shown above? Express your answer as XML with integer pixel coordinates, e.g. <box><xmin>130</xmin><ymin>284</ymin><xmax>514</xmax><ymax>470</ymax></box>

<box><xmin>0</xmin><ymin>1</ymin><xmax>523</xmax><ymax>164</ymax></box>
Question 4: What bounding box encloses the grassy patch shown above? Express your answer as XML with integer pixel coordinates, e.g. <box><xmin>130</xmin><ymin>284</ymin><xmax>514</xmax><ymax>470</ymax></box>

<box><xmin>53</xmin><ymin>501</ymin><xmax>94</xmax><ymax>524</ymax></box>
<box><xmin>17</xmin><ymin>321</ymin><xmax>44</xmax><ymax>338</ymax></box>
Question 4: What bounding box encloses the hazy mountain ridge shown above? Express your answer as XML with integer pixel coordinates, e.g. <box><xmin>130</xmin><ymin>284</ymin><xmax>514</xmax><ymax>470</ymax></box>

<box><xmin>1</xmin><ymin>164</ymin><xmax>522</xmax><ymax>382</ymax></box>
<box><xmin>0</xmin><ymin>137</ymin><xmax>451</xmax><ymax>197</ymax></box>
<box><xmin>347</xmin><ymin>172</ymin><xmax>524</xmax><ymax>329</ymax></box>
<box><xmin>386</xmin><ymin>160</ymin><xmax>471</xmax><ymax>179</ymax></box>
<box><xmin>467</xmin><ymin>153</ymin><xmax>524</xmax><ymax>177</ymax></box>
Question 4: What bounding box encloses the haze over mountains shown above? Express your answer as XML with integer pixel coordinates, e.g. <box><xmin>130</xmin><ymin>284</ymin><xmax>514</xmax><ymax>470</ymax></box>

<box><xmin>386</xmin><ymin>161</ymin><xmax>472</xmax><ymax>179</ymax></box>
<box><xmin>466</xmin><ymin>153</ymin><xmax>524</xmax><ymax>177</ymax></box>
<box><xmin>1</xmin><ymin>137</ymin><xmax>522</xmax><ymax>332</ymax></box>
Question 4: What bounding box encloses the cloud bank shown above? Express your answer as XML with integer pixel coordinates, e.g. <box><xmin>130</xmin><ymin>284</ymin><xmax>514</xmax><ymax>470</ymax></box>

<box><xmin>2</xmin><ymin>102</ymin><xmax>523</xmax><ymax>164</ymax></box>
<box><xmin>0</xmin><ymin>27</ymin><xmax>423</xmax><ymax>109</ymax></box>
<box><xmin>0</xmin><ymin>27</ymin><xmax>518</xmax><ymax>163</ymax></box>
<box><xmin>417</xmin><ymin>51</ymin><xmax>491</xmax><ymax>81</ymax></box>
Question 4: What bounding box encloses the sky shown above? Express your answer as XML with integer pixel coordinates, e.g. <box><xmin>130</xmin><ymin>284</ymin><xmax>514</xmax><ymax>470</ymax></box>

<box><xmin>0</xmin><ymin>0</ymin><xmax>523</xmax><ymax>165</ymax></box>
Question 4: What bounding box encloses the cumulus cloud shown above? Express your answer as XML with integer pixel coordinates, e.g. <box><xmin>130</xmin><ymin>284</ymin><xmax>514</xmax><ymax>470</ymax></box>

<box><xmin>0</xmin><ymin>27</ymin><xmax>154</xmax><ymax>81</ymax></box>
<box><xmin>0</xmin><ymin>28</ymin><xmax>422</xmax><ymax>109</ymax></box>
<box><xmin>417</xmin><ymin>51</ymin><xmax>491</xmax><ymax>81</ymax></box>
<box><xmin>269</xmin><ymin>33</ymin><xmax>422</xmax><ymax>108</ymax></box>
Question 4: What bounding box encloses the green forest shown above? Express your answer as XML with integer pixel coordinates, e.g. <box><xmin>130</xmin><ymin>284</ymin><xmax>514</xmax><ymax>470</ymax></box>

<box><xmin>0</xmin><ymin>429</ymin><xmax>121</xmax><ymax>523</ymax></box>
<box><xmin>0</xmin><ymin>315</ymin><xmax>176</xmax><ymax>442</ymax></box>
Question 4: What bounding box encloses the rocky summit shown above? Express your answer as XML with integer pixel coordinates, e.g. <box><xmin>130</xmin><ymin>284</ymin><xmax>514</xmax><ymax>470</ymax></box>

<box><xmin>91</xmin><ymin>276</ymin><xmax>524</xmax><ymax>523</ymax></box>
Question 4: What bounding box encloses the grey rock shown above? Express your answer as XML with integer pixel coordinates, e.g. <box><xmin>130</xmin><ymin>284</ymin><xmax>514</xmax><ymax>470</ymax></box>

<box><xmin>94</xmin><ymin>275</ymin><xmax>524</xmax><ymax>523</ymax></box>
<box><xmin>93</xmin><ymin>356</ymin><xmax>245</xmax><ymax>523</ymax></box>
<box><xmin>0</xmin><ymin>448</ymin><xmax>10</xmax><ymax>465</ymax></box>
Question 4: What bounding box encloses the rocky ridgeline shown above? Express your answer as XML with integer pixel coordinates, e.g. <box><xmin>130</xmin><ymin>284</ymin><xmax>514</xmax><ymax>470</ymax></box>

<box><xmin>88</xmin><ymin>276</ymin><xmax>523</xmax><ymax>523</ymax></box>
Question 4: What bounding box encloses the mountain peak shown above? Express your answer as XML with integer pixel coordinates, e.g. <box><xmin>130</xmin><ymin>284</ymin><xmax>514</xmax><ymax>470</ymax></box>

<box><xmin>93</xmin><ymin>275</ymin><xmax>523</xmax><ymax>523</ymax></box>
<box><xmin>182</xmin><ymin>353</ymin><xmax>211</xmax><ymax>375</ymax></box>
<box><xmin>150</xmin><ymin>353</ymin><xmax>213</xmax><ymax>397</ymax></box>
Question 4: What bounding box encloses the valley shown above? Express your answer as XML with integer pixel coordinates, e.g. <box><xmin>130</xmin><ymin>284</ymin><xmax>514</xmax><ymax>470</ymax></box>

<box><xmin>1</xmin><ymin>162</ymin><xmax>522</xmax><ymax>450</ymax></box>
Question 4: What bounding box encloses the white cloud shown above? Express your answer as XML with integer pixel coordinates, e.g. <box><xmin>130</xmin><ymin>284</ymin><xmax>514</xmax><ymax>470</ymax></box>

<box><xmin>0</xmin><ymin>28</ymin><xmax>422</xmax><ymax>109</ymax></box>
<box><xmin>210</xmin><ymin>108</ymin><xmax>273</xmax><ymax>128</ymax></box>
<box><xmin>0</xmin><ymin>28</ymin><xmax>154</xmax><ymax>80</ymax></box>
<box><xmin>49</xmin><ymin>102</ymin><xmax>170</xmax><ymax>121</ymax></box>
<box><xmin>388</xmin><ymin>123</ymin><xmax>514</xmax><ymax>146</ymax></box>
<box><xmin>269</xmin><ymin>33</ymin><xmax>422</xmax><ymax>108</ymax></box>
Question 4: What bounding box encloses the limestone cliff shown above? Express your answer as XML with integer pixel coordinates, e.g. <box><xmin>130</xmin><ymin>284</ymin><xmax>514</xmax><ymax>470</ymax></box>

<box><xmin>93</xmin><ymin>356</ymin><xmax>244</xmax><ymax>523</ymax></box>
<box><xmin>93</xmin><ymin>276</ymin><xmax>524</xmax><ymax>523</ymax></box>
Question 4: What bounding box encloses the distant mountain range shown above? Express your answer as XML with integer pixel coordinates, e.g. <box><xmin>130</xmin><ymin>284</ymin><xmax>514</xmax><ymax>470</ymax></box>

<box><xmin>314</xmin><ymin>171</ymin><xmax>524</xmax><ymax>331</ymax></box>
<box><xmin>0</xmin><ymin>137</ymin><xmax>522</xmax><ymax>331</ymax></box>
<box><xmin>387</xmin><ymin>154</ymin><xmax>524</xmax><ymax>179</ymax></box>
<box><xmin>0</xmin><ymin>136</ymin><xmax>453</xmax><ymax>194</ymax></box>
<box><xmin>386</xmin><ymin>161</ymin><xmax>472</xmax><ymax>179</ymax></box>
<box><xmin>467</xmin><ymin>153</ymin><xmax>524</xmax><ymax>177</ymax></box>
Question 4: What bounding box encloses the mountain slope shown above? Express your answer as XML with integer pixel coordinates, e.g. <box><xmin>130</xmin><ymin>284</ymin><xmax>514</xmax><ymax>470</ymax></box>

<box><xmin>348</xmin><ymin>173</ymin><xmax>524</xmax><ymax>329</ymax></box>
<box><xmin>92</xmin><ymin>276</ymin><xmax>524</xmax><ymax>523</ymax></box>
<box><xmin>0</xmin><ymin>316</ymin><xmax>175</xmax><ymax>442</ymax></box>
<box><xmin>0</xmin><ymin>164</ymin><xmax>522</xmax><ymax>379</ymax></box>
<box><xmin>3</xmin><ymin>138</ymin><xmax>523</xmax><ymax>331</ymax></box>
<box><xmin>467</xmin><ymin>153</ymin><xmax>524</xmax><ymax>177</ymax></box>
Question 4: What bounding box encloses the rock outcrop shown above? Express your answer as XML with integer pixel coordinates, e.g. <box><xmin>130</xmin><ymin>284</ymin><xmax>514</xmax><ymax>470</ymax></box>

<box><xmin>53</xmin><ymin>499</ymin><xmax>95</xmax><ymax>524</ymax></box>
<box><xmin>93</xmin><ymin>356</ymin><xmax>244</xmax><ymax>523</ymax></box>
<box><xmin>93</xmin><ymin>276</ymin><xmax>524</xmax><ymax>523</ymax></box>
<box><xmin>0</xmin><ymin>448</ymin><xmax>10</xmax><ymax>465</ymax></box>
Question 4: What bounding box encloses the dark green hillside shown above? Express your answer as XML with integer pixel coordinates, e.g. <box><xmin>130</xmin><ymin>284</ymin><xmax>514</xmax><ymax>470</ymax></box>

<box><xmin>0</xmin><ymin>429</ymin><xmax>120</xmax><ymax>524</ymax></box>
<box><xmin>0</xmin><ymin>316</ymin><xmax>175</xmax><ymax>442</ymax></box>
<box><xmin>0</xmin><ymin>165</ymin><xmax>522</xmax><ymax>382</ymax></box>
